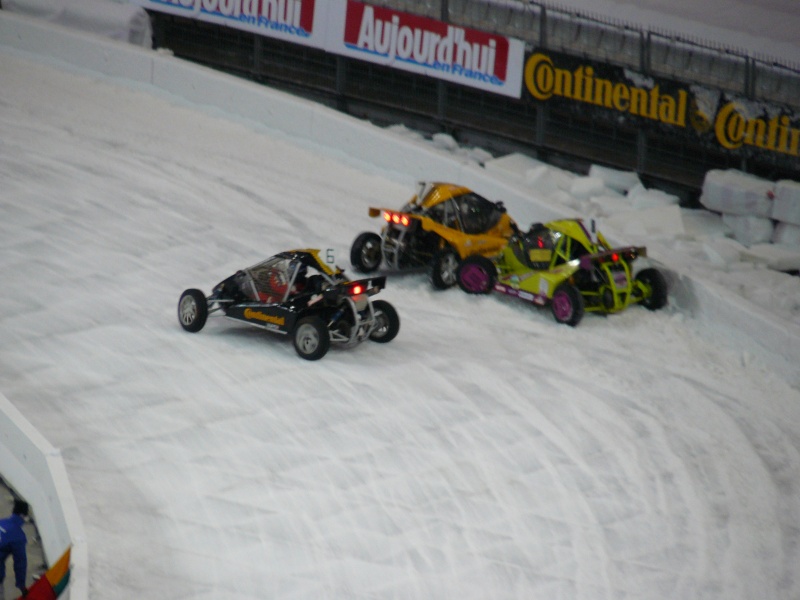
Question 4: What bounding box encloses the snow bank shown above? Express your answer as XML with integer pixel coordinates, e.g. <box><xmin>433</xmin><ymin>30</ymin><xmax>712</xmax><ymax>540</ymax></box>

<box><xmin>773</xmin><ymin>222</ymin><xmax>800</xmax><ymax>245</ymax></box>
<box><xmin>701</xmin><ymin>237</ymin><xmax>747</xmax><ymax>267</ymax></box>
<box><xmin>700</xmin><ymin>169</ymin><xmax>775</xmax><ymax>217</ymax></box>
<box><xmin>772</xmin><ymin>179</ymin><xmax>800</xmax><ymax>226</ymax></box>
<box><xmin>698</xmin><ymin>169</ymin><xmax>800</xmax><ymax>271</ymax></box>
<box><xmin>605</xmin><ymin>204</ymin><xmax>685</xmax><ymax>238</ymax></box>
<box><xmin>722</xmin><ymin>213</ymin><xmax>775</xmax><ymax>246</ymax></box>
<box><xmin>742</xmin><ymin>244</ymin><xmax>800</xmax><ymax>271</ymax></box>
<box><xmin>2</xmin><ymin>0</ymin><xmax>151</xmax><ymax>47</ymax></box>
<box><xmin>588</xmin><ymin>164</ymin><xmax>642</xmax><ymax>194</ymax></box>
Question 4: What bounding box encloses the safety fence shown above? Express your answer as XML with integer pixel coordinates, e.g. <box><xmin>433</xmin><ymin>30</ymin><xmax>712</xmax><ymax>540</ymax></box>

<box><xmin>418</xmin><ymin>0</ymin><xmax>800</xmax><ymax>109</ymax></box>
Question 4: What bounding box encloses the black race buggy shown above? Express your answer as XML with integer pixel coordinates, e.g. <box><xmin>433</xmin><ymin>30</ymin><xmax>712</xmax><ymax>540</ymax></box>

<box><xmin>178</xmin><ymin>249</ymin><xmax>400</xmax><ymax>360</ymax></box>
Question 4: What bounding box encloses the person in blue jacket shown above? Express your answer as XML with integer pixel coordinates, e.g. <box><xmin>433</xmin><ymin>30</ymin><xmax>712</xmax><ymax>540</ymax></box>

<box><xmin>0</xmin><ymin>500</ymin><xmax>28</xmax><ymax>599</ymax></box>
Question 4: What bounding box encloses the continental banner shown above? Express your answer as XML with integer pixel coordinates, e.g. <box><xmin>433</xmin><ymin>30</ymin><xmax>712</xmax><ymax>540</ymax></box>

<box><xmin>523</xmin><ymin>50</ymin><xmax>800</xmax><ymax>162</ymax></box>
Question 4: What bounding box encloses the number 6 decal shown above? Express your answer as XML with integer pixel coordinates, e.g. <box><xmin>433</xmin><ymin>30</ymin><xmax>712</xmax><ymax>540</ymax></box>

<box><xmin>325</xmin><ymin>248</ymin><xmax>335</xmax><ymax>264</ymax></box>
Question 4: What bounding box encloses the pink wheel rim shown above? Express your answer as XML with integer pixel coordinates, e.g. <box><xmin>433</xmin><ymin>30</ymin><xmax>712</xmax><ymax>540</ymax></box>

<box><xmin>552</xmin><ymin>290</ymin><xmax>573</xmax><ymax>321</ymax></box>
<box><xmin>460</xmin><ymin>263</ymin><xmax>489</xmax><ymax>292</ymax></box>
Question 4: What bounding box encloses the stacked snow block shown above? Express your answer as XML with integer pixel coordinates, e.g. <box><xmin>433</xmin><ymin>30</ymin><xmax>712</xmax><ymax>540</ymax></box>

<box><xmin>700</xmin><ymin>169</ymin><xmax>800</xmax><ymax>272</ymax></box>
<box><xmin>772</xmin><ymin>180</ymin><xmax>800</xmax><ymax>246</ymax></box>
<box><xmin>700</xmin><ymin>169</ymin><xmax>775</xmax><ymax>246</ymax></box>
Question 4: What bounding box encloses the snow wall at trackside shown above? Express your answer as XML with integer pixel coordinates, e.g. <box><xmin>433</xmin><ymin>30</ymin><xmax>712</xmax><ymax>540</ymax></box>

<box><xmin>0</xmin><ymin>13</ymin><xmax>798</xmax><ymax>598</ymax></box>
<box><xmin>0</xmin><ymin>392</ymin><xmax>87</xmax><ymax>600</ymax></box>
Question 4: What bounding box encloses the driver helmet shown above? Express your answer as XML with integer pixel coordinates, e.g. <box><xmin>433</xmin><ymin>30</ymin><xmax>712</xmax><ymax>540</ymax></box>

<box><xmin>526</xmin><ymin>223</ymin><xmax>553</xmax><ymax>249</ymax></box>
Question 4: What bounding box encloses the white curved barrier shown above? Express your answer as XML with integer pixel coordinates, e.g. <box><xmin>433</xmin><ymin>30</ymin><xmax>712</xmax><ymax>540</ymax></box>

<box><xmin>0</xmin><ymin>392</ymin><xmax>87</xmax><ymax>600</ymax></box>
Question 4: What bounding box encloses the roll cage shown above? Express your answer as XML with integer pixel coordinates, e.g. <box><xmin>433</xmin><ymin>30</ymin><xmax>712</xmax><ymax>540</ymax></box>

<box><xmin>236</xmin><ymin>251</ymin><xmax>341</xmax><ymax>305</ymax></box>
<box><xmin>423</xmin><ymin>192</ymin><xmax>506</xmax><ymax>235</ymax></box>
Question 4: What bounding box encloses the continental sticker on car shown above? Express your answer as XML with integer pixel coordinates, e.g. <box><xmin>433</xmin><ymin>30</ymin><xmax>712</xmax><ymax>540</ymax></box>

<box><xmin>132</xmin><ymin>0</ymin><xmax>328</xmax><ymax>47</ymax></box>
<box><xmin>243</xmin><ymin>308</ymin><xmax>285</xmax><ymax>327</ymax></box>
<box><xmin>221</xmin><ymin>304</ymin><xmax>295</xmax><ymax>333</ymax></box>
<box><xmin>333</xmin><ymin>0</ymin><xmax>524</xmax><ymax>98</ymax></box>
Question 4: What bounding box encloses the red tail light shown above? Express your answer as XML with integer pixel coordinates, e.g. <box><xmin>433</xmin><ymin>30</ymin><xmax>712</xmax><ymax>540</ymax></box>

<box><xmin>582</xmin><ymin>247</ymin><xmax>640</xmax><ymax>269</ymax></box>
<box><xmin>383</xmin><ymin>211</ymin><xmax>410</xmax><ymax>227</ymax></box>
<box><xmin>350</xmin><ymin>284</ymin><xmax>364</xmax><ymax>295</ymax></box>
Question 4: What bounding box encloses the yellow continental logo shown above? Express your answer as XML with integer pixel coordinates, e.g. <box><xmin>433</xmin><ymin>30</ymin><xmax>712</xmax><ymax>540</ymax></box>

<box><xmin>524</xmin><ymin>53</ymin><xmax>687</xmax><ymax>127</ymax></box>
<box><xmin>244</xmin><ymin>308</ymin><xmax>285</xmax><ymax>326</ymax></box>
<box><xmin>715</xmin><ymin>102</ymin><xmax>800</xmax><ymax>156</ymax></box>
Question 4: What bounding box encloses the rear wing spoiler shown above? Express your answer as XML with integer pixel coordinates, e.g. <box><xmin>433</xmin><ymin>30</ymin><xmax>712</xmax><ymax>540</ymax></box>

<box><xmin>579</xmin><ymin>246</ymin><xmax>647</xmax><ymax>269</ymax></box>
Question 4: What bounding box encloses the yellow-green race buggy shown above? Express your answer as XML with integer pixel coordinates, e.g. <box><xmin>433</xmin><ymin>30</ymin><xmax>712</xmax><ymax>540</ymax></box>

<box><xmin>456</xmin><ymin>219</ymin><xmax>668</xmax><ymax>326</ymax></box>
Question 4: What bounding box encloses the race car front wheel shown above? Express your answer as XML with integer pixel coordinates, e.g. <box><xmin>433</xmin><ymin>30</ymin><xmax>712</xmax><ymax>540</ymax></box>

<box><xmin>551</xmin><ymin>283</ymin><xmax>585</xmax><ymax>327</ymax></box>
<box><xmin>350</xmin><ymin>232</ymin><xmax>383</xmax><ymax>273</ymax></box>
<box><xmin>178</xmin><ymin>289</ymin><xmax>208</xmax><ymax>333</ymax></box>
<box><xmin>293</xmin><ymin>316</ymin><xmax>331</xmax><ymax>360</ymax></box>
<box><xmin>369</xmin><ymin>300</ymin><xmax>400</xmax><ymax>343</ymax></box>
<box><xmin>457</xmin><ymin>255</ymin><xmax>496</xmax><ymax>294</ymax></box>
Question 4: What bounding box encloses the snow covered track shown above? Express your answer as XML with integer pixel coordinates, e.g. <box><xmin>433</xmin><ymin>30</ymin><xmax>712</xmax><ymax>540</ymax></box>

<box><xmin>2</xmin><ymin>47</ymin><xmax>800</xmax><ymax>600</ymax></box>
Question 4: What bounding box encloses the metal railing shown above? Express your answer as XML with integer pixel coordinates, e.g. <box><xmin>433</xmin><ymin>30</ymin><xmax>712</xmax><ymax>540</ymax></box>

<box><xmin>444</xmin><ymin>0</ymin><xmax>800</xmax><ymax>108</ymax></box>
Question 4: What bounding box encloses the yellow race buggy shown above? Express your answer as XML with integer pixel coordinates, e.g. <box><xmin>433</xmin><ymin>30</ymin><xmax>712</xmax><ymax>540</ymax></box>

<box><xmin>350</xmin><ymin>182</ymin><xmax>517</xmax><ymax>289</ymax></box>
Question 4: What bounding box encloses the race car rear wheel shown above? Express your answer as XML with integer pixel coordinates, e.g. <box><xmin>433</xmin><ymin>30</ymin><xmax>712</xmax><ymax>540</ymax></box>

<box><xmin>431</xmin><ymin>247</ymin><xmax>459</xmax><ymax>289</ymax></box>
<box><xmin>636</xmin><ymin>268</ymin><xmax>668</xmax><ymax>310</ymax></box>
<box><xmin>457</xmin><ymin>255</ymin><xmax>496</xmax><ymax>294</ymax></box>
<box><xmin>551</xmin><ymin>283</ymin><xmax>584</xmax><ymax>327</ymax></box>
<box><xmin>350</xmin><ymin>232</ymin><xmax>383</xmax><ymax>273</ymax></box>
<box><xmin>293</xmin><ymin>316</ymin><xmax>331</xmax><ymax>360</ymax></box>
<box><xmin>369</xmin><ymin>300</ymin><xmax>400</xmax><ymax>343</ymax></box>
<box><xmin>178</xmin><ymin>289</ymin><xmax>208</xmax><ymax>333</ymax></box>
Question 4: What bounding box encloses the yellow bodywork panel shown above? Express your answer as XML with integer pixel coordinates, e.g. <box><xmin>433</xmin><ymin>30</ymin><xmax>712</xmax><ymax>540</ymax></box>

<box><xmin>527</xmin><ymin>248</ymin><xmax>552</xmax><ymax>263</ymax></box>
<box><xmin>418</xmin><ymin>182</ymin><xmax>473</xmax><ymax>209</ymax></box>
<box><xmin>416</xmin><ymin>213</ymin><xmax>515</xmax><ymax>259</ymax></box>
<box><xmin>501</xmin><ymin>265</ymin><xmax>575</xmax><ymax>297</ymax></box>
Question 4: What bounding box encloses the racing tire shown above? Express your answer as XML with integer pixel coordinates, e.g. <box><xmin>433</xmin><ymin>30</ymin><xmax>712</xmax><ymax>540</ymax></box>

<box><xmin>636</xmin><ymin>268</ymin><xmax>668</xmax><ymax>310</ymax></box>
<box><xmin>293</xmin><ymin>316</ymin><xmax>331</xmax><ymax>361</ymax></box>
<box><xmin>551</xmin><ymin>283</ymin><xmax>585</xmax><ymax>327</ymax></box>
<box><xmin>178</xmin><ymin>289</ymin><xmax>208</xmax><ymax>333</ymax></box>
<box><xmin>457</xmin><ymin>255</ymin><xmax>496</xmax><ymax>294</ymax></box>
<box><xmin>350</xmin><ymin>232</ymin><xmax>383</xmax><ymax>273</ymax></box>
<box><xmin>369</xmin><ymin>300</ymin><xmax>400</xmax><ymax>343</ymax></box>
<box><xmin>430</xmin><ymin>247</ymin><xmax>459</xmax><ymax>289</ymax></box>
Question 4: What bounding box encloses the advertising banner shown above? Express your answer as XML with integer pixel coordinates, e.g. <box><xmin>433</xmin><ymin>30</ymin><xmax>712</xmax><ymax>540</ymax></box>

<box><xmin>707</xmin><ymin>93</ymin><xmax>800</xmax><ymax>160</ymax></box>
<box><xmin>326</xmin><ymin>0</ymin><xmax>525</xmax><ymax>98</ymax></box>
<box><xmin>134</xmin><ymin>0</ymin><xmax>525</xmax><ymax>97</ymax></box>
<box><xmin>131</xmin><ymin>0</ymin><xmax>330</xmax><ymax>48</ymax></box>
<box><xmin>522</xmin><ymin>49</ymin><xmax>800</xmax><ymax>162</ymax></box>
